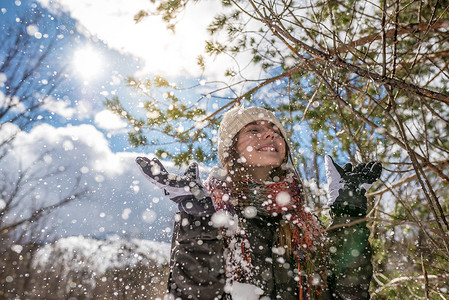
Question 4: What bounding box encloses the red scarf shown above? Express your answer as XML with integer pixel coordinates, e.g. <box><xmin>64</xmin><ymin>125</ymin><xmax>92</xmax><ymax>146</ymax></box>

<box><xmin>205</xmin><ymin>170</ymin><xmax>328</xmax><ymax>298</ymax></box>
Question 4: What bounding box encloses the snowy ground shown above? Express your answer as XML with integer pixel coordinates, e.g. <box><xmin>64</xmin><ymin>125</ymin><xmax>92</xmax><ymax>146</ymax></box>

<box><xmin>33</xmin><ymin>235</ymin><xmax>171</xmax><ymax>273</ymax></box>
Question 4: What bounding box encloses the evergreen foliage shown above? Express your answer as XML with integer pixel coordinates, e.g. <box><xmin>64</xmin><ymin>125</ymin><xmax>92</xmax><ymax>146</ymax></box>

<box><xmin>111</xmin><ymin>1</ymin><xmax>449</xmax><ymax>298</ymax></box>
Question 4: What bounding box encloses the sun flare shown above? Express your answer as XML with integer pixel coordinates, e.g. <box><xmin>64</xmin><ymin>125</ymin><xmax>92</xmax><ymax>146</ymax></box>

<box><xmin>73</xmin><ymin>47</ymin><xmax>103</xmax><ymax>79</ymax></box>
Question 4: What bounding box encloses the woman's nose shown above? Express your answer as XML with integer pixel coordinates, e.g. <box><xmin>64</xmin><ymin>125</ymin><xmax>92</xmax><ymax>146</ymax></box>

<box><xmin>262</xmin><ymin>128</ymin><xmax>276</xmax><ymax>139</ymax></box>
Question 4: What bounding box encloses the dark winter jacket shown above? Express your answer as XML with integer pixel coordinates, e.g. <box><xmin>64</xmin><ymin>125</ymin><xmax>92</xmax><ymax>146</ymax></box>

<box><xmin>166</xmin><ymin>208</ymin><xmax>372</xmax><ymax>300</ymax></box>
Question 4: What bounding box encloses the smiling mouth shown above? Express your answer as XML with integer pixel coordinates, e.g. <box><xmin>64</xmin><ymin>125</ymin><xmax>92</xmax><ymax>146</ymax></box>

<box><xmin>257</xmin><ymin>146</ymin><xmax>278</xmax><ymax>152</ymax></box>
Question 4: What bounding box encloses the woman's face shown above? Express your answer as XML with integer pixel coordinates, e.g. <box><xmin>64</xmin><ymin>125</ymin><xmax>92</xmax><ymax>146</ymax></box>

<box><xmin>235</xmin><ymin>120</ymin><xmax>286</xmax><ymax>179</ymax></box>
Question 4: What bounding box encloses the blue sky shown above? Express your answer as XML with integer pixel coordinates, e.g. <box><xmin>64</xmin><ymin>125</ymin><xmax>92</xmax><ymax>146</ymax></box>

<box><xmin>0</xmin><ymin>0</ymin><xmax>329</xmax><ymax>243</ymax></box>
<box><xmin>2</xmin><ymin>1</ymin><xmax>129</xmax><ymax>148</ymax></box>
<box><xmin>0</xmin><ymin>0</ymin><xmax>231</xmax><ymax>242</ymax></box>
<box><xmin>1</xmin><ymin>0</ymin><xmax>234</xmax><ymax>151</ymax></box>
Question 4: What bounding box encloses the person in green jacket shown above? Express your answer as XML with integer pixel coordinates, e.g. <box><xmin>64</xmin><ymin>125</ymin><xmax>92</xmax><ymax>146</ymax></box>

<box><xmin>136</xmin><ymin>106</ymin><xmax>382</xmax><ymax>299</ymax></box>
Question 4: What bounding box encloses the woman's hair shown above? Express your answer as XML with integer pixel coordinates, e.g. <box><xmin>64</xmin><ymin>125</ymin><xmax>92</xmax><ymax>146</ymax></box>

<box><xmin>221</xmin><ymin>126</ymin><xmax>302</xmax><ymax>256</ymax></box>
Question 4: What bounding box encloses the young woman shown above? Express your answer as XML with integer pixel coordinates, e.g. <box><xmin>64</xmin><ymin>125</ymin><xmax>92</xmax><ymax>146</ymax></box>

<box><xmin>136</xmin><ymin>106</ymin><xmax>382</xmax><ymax>300</ymax></box>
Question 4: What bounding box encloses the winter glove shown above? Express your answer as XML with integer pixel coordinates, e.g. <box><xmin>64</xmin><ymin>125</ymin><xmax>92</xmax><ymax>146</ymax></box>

<box><xmin>325</xmin><ymin>155</ymin><xmax>382</xmax><ymax>217</ymax></box>
<box><xmin>136</xmin><ymin>156</ymin><xmax>215</xmax><ymax>216</ymax></box>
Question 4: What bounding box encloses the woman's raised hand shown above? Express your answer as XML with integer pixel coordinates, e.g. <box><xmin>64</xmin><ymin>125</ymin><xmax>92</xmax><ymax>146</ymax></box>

<box><xmin>136</xmin><ymin>156</ymin><xmax>215</xmax><ymax>216</ymax></box>
<box><xmin>325</xmin><ymin>155</ymin><xmax>382</xmax><ymax>217</ymax></box>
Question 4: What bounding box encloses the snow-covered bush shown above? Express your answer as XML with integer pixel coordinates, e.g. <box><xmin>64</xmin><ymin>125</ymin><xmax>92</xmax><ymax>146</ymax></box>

<box><xmin>1</xmin><ymin>236</ymin><xmax>171</xmax><ymax>299</ymax></box>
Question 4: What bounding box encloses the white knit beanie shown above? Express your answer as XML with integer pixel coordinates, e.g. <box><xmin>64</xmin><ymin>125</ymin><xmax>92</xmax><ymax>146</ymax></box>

<box><xmin>217</xmin><ymin>106</ymin><xmax>288</xmax><ymax>166</ymax></box>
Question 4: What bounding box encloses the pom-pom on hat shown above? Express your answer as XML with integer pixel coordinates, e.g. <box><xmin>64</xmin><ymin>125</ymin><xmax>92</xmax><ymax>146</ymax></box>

<box><xmin>217</xmin><ymin>106</ymin><xmax>288</xmax><ymax>166</ymax></box>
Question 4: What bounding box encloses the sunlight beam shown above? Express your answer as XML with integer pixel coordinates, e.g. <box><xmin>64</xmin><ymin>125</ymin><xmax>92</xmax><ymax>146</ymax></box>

<box><xmin>73</xmin><ymin>47</ymin><xmax>103</xmax><ymax>80</ymax></box>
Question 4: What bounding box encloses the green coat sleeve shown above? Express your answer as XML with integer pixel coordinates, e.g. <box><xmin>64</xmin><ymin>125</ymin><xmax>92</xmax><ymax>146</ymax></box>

<box><xmin>327</xmin><ymin>216</ymin><xmax>373</xmax><ymax>300</ymax></box>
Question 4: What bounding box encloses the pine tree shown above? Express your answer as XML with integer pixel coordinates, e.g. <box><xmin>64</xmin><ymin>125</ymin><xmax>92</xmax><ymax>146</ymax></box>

<box><xmin>111</xmin><ymin>2</ymin><xmax>449</xmax><ymax>297</ymax></box>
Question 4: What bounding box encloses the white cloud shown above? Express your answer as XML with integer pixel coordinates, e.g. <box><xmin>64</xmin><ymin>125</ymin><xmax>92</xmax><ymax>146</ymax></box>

<box><xmin>0</xmin><ymin>72</ymin><xmax>7</xmax><ymax>87</ymax></box>
<box><xmin>94</xmin><ymin>109</ymin><xmax>128</xmax><ymax>132</ymax></box>
<box><xmin>37</xmin><ymin>0</ymin><xmax>232</xmax><ymax>79</ymax></box>
<box><xmin>0</xmin><ymin>122</ymin><xmax>20</xmax><ymax>144</ymax></box>
<box><xmin>74</xmin><ymin>99</ymin><xmax>95</xmax><ymax>121</ymax></box>
<box><xmin>2</xmin><ymin>123</ymin><xmax>187</xmax><ymax>242</ymax></box>
<box><xmin>42</xmin><ymin>95</ymin><xmax>76</xmax><ymax>119</ymax></box>
<box><xmin>0</xmin><ymin>91</ymin><xmax>25</xmax><ymax>113</ymax></box>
